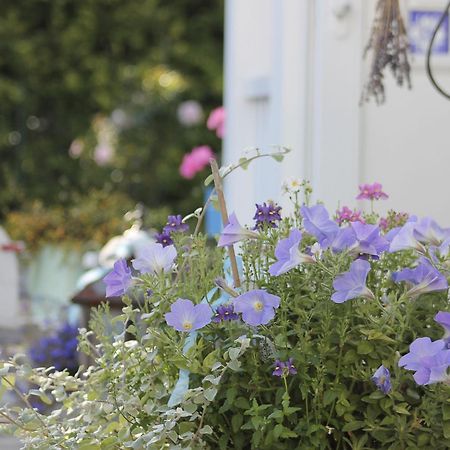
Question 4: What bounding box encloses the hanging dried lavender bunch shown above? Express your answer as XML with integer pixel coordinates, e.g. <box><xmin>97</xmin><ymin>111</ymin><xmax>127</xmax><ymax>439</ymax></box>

<box><xmin>362</xmin><ymin>0</ymin><xmax>412</xmax><ymax>104</ymax></box>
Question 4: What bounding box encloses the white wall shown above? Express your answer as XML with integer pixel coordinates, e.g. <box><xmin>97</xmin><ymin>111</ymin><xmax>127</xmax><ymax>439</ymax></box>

<box><xmin>224</xmin><ymin>0</ymin><xmax>450</xmax><ymax>226</ymax></box>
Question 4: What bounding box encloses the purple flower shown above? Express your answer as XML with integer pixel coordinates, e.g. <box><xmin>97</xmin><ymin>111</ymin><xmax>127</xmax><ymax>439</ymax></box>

<box><xmin>272</xmin><ymin>359</ymin><xmax>285</xmax><ymax>377</ymax></box>
<box><xmin>286</xmin><ymin>357</ymin><xmax>297</xmax><ymax>375</ymax></box>
<box><xmin>132</xmin><ymin>243</ymin><xmax>177</xmax><ymax>274</ymax></box>
<box><xmin>165</xmin><ymin>299</ymin><xmax>212</xmax><ymax>332</ymax></box>
<box><xmin>155</xmin><ymin>231</ymin><xmax>174</xmax><ymax>247</ymax></box>
<box><xmin>212</xmin><ymin>304</ymin><xmax>239</xmax><ymax>323</ymax></box>
<box><xmin>269</xmin><ymin>228</ymin><xmax>315</xmax><ymax>276</ymax></box>
<box><xmin>398</xmin><ymin>337</ymin><xmax>450</xmax><ymax>385</ymax></box>
<box><xmin>392</xmin><ymin>258</ymin><xmax>448</xmax><ymax>298</ymax></box>
<box><xmin>233</xmin><ymin>289</ymin><xmax>281</xmax><ymax>326</ymax></box>
<box><xmin>301</xmin><ymin>204</ymin><xmax>339</xmax><ymax>247</ymax></box>
<box><xmin>253</xmin><ymin>202</ymin><xmax>282</xmax><ymax>229</ymax></box>
<box><xmin>389</xmin><ymin>222</ymin><xmax>425</xmax><ymax>253</ymax></box>
<box><xmin>413</xmin><ymin>217</ymin><xmax>450</xmax><ymax>246</ymax></box>
<box><xmin>435</xmin><ymin>311</ymin><xmax>450</xmax><ymax>345</ymax></box>
<box><xmin>273</xmin><ymin>358</ymin><xmax>297</xmax><ymax>377</ymax></box>
<box><xmin>331</xmin><ymin>259</ymin><xmax>374</xmax><ymax>303</ymax></box>
<box><xmin>356</xmin><ymin>182</ymin><xmax>388</xmax><ymax>201</ymax></box>
<box><xmin>218</xmin><ymin>212</ymin><xmax>259</xmax><ymax>247</ymax></box>
<box><xmin>371</xmin><ymin>365</ymin><xmax>392</xmax><ymax>394</ymax></box>
<box><xmin>103</xmin><ymin>259</ymin><xmax>132</xmax><ymax>298</ymax></box>
<box><xmin>163</xmin><ymin>215</ymin><xmax>189</xmax><ymax>234</ymax></box>
<box><xmin>349</xmin><ymin>222</ymin><xmax>389</xmax><ymax>257</ymax></box>
<box><xmin>336</xmin><ymin>206</ymin><xmax>365</xmax><ymax>225</ymax></box>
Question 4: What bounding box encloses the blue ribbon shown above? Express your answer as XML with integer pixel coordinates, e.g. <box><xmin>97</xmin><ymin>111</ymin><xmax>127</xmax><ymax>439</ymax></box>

<box><xmin>167</xmin><ymin>257</ymin><xmax>242</xmax><ymax>406</ymax></box>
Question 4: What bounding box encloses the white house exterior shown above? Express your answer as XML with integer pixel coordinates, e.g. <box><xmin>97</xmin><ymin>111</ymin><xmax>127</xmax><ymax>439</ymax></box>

<box><xmin>223</xmin><ymin>0</ymin><xmax>450</xmax><ymax>225</ymax></box>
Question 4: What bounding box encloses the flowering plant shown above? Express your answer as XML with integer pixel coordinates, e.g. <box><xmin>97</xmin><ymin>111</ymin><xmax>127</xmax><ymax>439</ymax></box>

<box><xmin>0</xmin><ymin>154</ymin><xmax>449</xmax><ymax>449</ymax></box>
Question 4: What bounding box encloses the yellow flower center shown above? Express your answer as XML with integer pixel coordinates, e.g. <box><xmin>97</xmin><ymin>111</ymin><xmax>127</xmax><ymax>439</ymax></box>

<box><xmin>182</xmin><ymin>321</ymin><xmax>193</xmax><ymax>331</ymax></box>
<box><xmin>253</xmin><ymin>301</ymin><xmax>264</xmax><ymax>312</ymax></box>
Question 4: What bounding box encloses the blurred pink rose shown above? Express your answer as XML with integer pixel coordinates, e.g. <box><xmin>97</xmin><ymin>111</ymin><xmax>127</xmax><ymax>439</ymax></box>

<box><xmin>179</xmin><ymin>145</ymin><xmax>214</xmax><ymax>179</ymax></box>
<box><xmin>207</xmin><ymin>106</ymin><xmax>225</xmax><ymax>139</ymax></box>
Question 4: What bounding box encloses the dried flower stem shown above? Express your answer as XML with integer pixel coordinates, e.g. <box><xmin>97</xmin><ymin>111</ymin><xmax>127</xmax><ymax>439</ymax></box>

<box><xmin>362</xmin><ymin>0</ymin><xmax>411</xmax><ymax>104</ymax></box>
<box><xmin>210</xmin><ymin>158</ymin><xmax>241</xmax><ymax>288</ymax></box>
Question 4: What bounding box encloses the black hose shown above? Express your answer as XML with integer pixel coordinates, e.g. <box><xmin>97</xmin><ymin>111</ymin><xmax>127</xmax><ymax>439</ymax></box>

<box><xmin>425</xmin><ymin>0</ymin><xmax>450</xmax><ymax>99</ymax></box>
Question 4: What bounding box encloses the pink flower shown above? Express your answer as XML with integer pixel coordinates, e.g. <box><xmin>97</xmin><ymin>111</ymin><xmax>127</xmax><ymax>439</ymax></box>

<box><xmin>336</xmin><ymin>206</ymin><xmax>365</xmax><ymax>225</ymax></box>
<box><xmin>207</xmin><ymin>106</ymin><xmax>225</xmax><ymax>139</ymax></box>
<box><xmin>179</xmin><ymin>145</ymin><xmax>214</xmax><ymax>179</ymax></box>
<box><xmin>356</xmin><ymin>182</ymin><xmax>388</xmax><ymax>201</ymax></box>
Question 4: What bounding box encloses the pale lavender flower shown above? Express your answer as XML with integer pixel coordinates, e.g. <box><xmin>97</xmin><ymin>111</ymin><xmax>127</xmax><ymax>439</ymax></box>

<box><xmin>328</xmin><ymin>227</ymin><xmax>357</xmax><ymax>253</ymax></box>
<box><xmin>103</xmin><ymin>259</ymin><xmax>132</xmax><ymax>298</ymax></box>
<box><xmin>435</xmin><ymin>311</ymin><xmax>450</xmax><ymax>345</ymax></box>
<box><xmin>371</xmin><ymin>365</ymin><xmax>392</xmax><ymax>394</ymax></box>
<box><xmin>233</xmin><ymin>289</ymin><xmax>281</xmax><ymax>326</ymax></box>
<box><xmin>392</xmin><ymin>258</ymin><xmax>448</xmax><ymax>298</ymax></box>
<box><xmin>398</xmin><ymin>337</ymin><xmax>450</xmax><ymax>385</ymax></box>
<box><xmin>301</xmin><ymin>205</ymin><xmax>339</xmax><ymax>246</ymax></box>
<box><xmin>269</xmin><ymin>229</ymin><xmax>315</xmax><ymax>276</ymax></box>
<box><xmin>165</xmin><ymin>299</ymin><xmax>212</xmax><ymax>332</ymax></box>
<box><xmin>132</xmin><ymin>243</ymin><xmax>177</xmax><ymax>274</ymax></box>
<box><xmin>389</xmin><ymin>222</ymin><xmax>425</xmax><ymax>253</ymax></box>
<box><xmin>331</xmin><ymin>259</ymin><xmax>374</xmax><ymax>303</ymax></box>
<box><xmin>349</xmin><ymin>222</ymin><xmax>389</xmax><ymax>257</ymax></box>
<box><xmin>218</xmin><ymin>212</ymin><xmax>259</xmax><ymax>247</ymax></box>
<box><xmin>414</xmin><ymin>217</ymin><xmax>450</xmax><ymax>246</ymax></box>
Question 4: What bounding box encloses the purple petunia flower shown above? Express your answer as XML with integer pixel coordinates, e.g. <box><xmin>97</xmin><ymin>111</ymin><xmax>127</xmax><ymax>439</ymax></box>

<box><xmin>253</xmin><ymin>202</ymin><xmax>282</xmax><ymax>229</ymax></box>
<box><xmin>273</xmin><ymin>358</ymin><xmax>297</xmax><ymax>377</ymax></box>
<box><xmin>218</xmin><ymin>212</ymin><xmax>259</xmax><ymax>247</ymax></box>
<box><xmin>233</xmin><ymin>289</ymin><xmax>281</xmax><ymax>326</ymax></box>
<box><xmin>155</xmin><ymin>231</ymin><xmax>174</xmax><ymax>247</ymax></box>
<box><xmin>389</xmin><ymin>222</ymin><xmax>425</xmax><ymax>253</ymax></box>
<box><xmin>371</xmin><ymin>365</ymin><xmax>392</xmax><ymax>394</ymax></box>
<box><xmin>301</xmin><ymin>204</ymin><xmax>339</xmax><ymax>247</ymax></box>
<box><xmin>132</xmin><ymin>243</ymin><xmax>177</xmax><ymax>274</ymax></box>
<box><xmin>269</xmin><ymin>228</ymin><xmax>315</xmax><ymax>276</ymax></box>
<box><xmin>356</xmin><ymin>182</ymin><xmax>388</xmax><ymax>201</ymax></box>
<box><xmin>331</xmin><ymin>259</ymin><xmax>374</xmax><ymax>303</ymax></box>
<box><xmin>103</xmin><ymin>259</ymin><xmax>132</xmax><ymax>298</ymax></box>
<box><xmin>398</xmin><ymin>337</ymin><xmax>450</xmax><ymax>385</ymax></box>
<box><xmin>413</xmin><ymin>217</ymin><xmax>450</xmax><ymax>246</ymax></box>
<box><xmin>212</xmin><ymin>304</ymin><xmax>239</xmax><ymax>323</ymax></box>
<box><xmin>163</xmin><ymin>215</ymin><xmax>189</xmax><ymax>234</ymax></box>
<box><xmin>435</xmin><ymin>311</ymin><xmax>450</xmax><ymax>346</ymax></box>
<box><xmin>336</xmin><ymin>206</ymin><xmax>365</xmax><ymax>225</ymax></box>
<box><xmin>349</xmin><ymin>222</ymin><xmax>389</xmax><ymax>257</ymax></box>
<box><xmin>392</xmin><ymin>257</ymin><xmax>448</xmax><ymax>298</ymax></box>
<box><xmin>165</xmin><ymin>298</ymin><xmax>212</xmax><ymax>332</ymax></box>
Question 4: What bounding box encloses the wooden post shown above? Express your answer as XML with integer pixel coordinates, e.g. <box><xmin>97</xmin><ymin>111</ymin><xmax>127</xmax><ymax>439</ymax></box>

<box><xmin>210</xmin><ymin>159</ymin><xmax>241</xmax><ymax>288</ymax></box>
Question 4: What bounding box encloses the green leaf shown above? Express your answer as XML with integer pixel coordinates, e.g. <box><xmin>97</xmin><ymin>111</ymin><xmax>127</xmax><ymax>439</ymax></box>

<box><xmin>235</xmin><ymin>397</ymin><xmax>250</xmax><ymax>410</ymax></box>
<box><xmin>203</xmin><ymin>387</ymin><xmax>218</xmax><ymax>402</ymax></box>
<box><xmin>238</xmin><ymin>157</ymin><xmax>250</xmax><ymax>170</ymax></box>
<box><xmin>393</xmin><ymin>403</ymin><xmax>410</xmax><ymax>415</ymax></box>
<box><xmin>357</xmin><ymin>341</ymin><xmax>373</xmax><ymax>355</ymax></box>
<box><xmin>228</xmin><ymin>347</ymin><xmax>240</xmax><ymax>361</ymax></box>
<box><xmin>342</xmin><ymin>421</ymin><xmax>365</xmax><ymax>432</ymax></box>
<box><xmin>271</xmin><ymin>154</ymin><xmax>284</xmax><ymax>162</ymax></box>
<box><xmin>204</xmin><ymin>174</ymin><xmax>214</xmax><ymax>186</ymax></box>
<box><xmin>232</xmin><ymin>414</ymin><xmax>243</xmax><ymax>433</ymax></box>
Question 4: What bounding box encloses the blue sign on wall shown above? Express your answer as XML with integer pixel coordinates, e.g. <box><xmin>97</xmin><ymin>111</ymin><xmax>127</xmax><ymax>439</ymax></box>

<box><xmin>409</xmin><ymin>10</ymin><xmax>449</xmax><ymax>55</ymax></box>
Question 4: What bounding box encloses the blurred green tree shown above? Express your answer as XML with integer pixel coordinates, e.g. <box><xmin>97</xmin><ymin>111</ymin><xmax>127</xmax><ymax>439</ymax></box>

<box><xmin>0</xmin><ymin>0</ymin><xmax>223</xmax><ymax>219</ymax></box>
